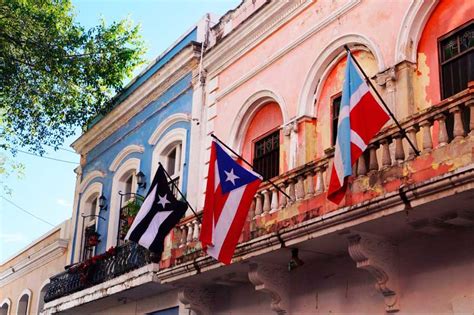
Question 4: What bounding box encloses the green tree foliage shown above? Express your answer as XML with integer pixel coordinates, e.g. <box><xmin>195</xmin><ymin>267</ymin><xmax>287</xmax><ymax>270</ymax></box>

<box><xmin>0</xmin><ymin>0</ymin><xmax>146</xmax><ymax>153</ymax></box>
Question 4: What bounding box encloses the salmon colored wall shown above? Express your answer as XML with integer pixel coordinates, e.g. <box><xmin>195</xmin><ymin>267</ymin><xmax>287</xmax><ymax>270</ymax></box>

<box><xmin>314</xmin><ymin>50</ymin><xmax>377</xmax><ymax>158</ymax></box>
<box><xmin>213</xmin><ymin>0</ymin><xmax>410</xmax><ymax>142</ymax></box>
<box><xmin>242</xmin><ymin>102</ymin><xmax>283</xmax><ymax>162</ymax></box>
<box><xmin>415</xmin><ymin>0</ymin><xmax>474</xmax><ymax>109</ymax></box>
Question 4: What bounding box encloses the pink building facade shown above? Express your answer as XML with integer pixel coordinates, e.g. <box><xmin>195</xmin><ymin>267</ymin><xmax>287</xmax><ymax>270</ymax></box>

<box><xmin>42</xmin><ymin>0</ymin><xmax>473</xmax><ymax>314</ymax></box>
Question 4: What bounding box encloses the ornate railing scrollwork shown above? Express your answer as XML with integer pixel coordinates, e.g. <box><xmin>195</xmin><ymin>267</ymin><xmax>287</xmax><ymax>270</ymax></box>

<box><xmin>44</xmin><ymin>242</ymin><xmax>152</xmax><ymax>303</ymax></box>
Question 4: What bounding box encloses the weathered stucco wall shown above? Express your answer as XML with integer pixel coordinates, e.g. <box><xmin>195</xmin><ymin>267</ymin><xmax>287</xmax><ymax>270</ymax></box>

<box><xmin>414</xmin><ymin>0</ymin><xmax>474</xmax><ymax>109</ymax></box>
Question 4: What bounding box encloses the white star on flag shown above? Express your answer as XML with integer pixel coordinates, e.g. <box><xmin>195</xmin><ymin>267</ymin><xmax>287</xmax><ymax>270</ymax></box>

<box><xmin>224</xmin><ymin>168</ymin><xmax>240</xmax><ymax>185</ymax></box>
<box><xmin>157</xmin><ymin>194</ymin><xmax>170</xmax><ymax>208</ymax></box>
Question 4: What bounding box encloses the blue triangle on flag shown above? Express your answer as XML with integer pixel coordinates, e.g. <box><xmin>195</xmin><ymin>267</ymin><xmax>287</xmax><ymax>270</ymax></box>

<box><xmin>214</xmin><ymin>142</ymin><xmax>261</xmax><ymax>194</ymax></box>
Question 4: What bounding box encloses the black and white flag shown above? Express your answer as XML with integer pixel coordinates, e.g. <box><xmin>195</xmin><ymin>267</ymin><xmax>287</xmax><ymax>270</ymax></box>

<box><xmin>125</xmin><ymin>165</ymin><xmax>187</xmax><ymax>256</ymax></box>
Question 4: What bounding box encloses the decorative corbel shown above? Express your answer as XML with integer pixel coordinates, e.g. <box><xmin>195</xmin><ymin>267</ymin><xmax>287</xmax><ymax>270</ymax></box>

<box><xmin>374</xmin><ymin>67</ymin><xmax>396</xmax><ymax>88</ymax></box>
<box><xmin>248</xmin><ymin>263</ymin><xmax>290</xmax><ymax>315</ymax></box>
<box><xmin>347</xmin><ymin>233</ymin><xmax>400</xmax><ymax>313</ymax></box>
<box><xmin>282</xmin><ymin>121</ymin><xmax>298</xmax><ymax>137</ymax></box>
<box><xmin>178</xmin><ymin>286</ymin><xmax>214</xmax><ymax>315</ymax></box>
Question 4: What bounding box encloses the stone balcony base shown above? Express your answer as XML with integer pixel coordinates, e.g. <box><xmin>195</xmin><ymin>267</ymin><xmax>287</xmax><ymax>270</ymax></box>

<box><xmin>42</xmin><ymin>263</ymin><xmax>164</xmax><ymax>314</ymax></box>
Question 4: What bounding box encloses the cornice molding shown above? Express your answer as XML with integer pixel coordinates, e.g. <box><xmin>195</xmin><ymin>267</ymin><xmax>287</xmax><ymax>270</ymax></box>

<box><xmin>72</xmin><ymin>45</ymin><xmax>201</xmax><ymax>155</ymax></box>
<box><xmin>0</xmin><ymin>239</ymin><xmax>68</xmax><ymax>287</ymax></box>
<box><xmin>205</xmin><ymin>0</ymin><xmax>311</xmax><ymax>76</ymax></box>
<box><xmin>210</xmin><ymin>0</ymin><xmax>361</xmax><ymax>103</ymax></box>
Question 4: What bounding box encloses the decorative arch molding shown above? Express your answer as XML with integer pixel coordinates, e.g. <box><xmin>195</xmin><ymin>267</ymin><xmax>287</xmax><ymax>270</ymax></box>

<box><xmin>107</xmin><ymin>157</ymin><xmax>141</xmax><ymax>248</ymax></box>
<box><xmin>79</xmin><ymin>170</ymin><xmax>105</xmax><ymax>194</ymax></box>
<box><xmin>298</xmin><ymin>33</ymin><xmax>385</xmax><ymax>118</ymax></box>
<box><xmin>151</xmin><ymin>128</ymin><xmax>188</xmax><ymax>180</ymax></box>
<box><xmin>0</xmin><ymin>298</ymin><xmax>11</xmax><ymax>315</ymax></box>
<box><xmin>229</xmin><ymin>89</ymin><xmax>288</xmax><ymax>152</ymax></box>
<box><xmin>395</xmin><ymin>0</ymin><xmax>439</xmax><ymax>64</ymax></box>
<box><xmin>16</xmin><ymin>289</ymin><xmax>32</xmax><ymax>315</ymax></box>
<box><xmin>148</xmin><ymin>113</ymin><xmax>190</xmax><ymax>146</ymax></box>
<box><xmin>109</xmin><ymin>144</ymin><xmax>145</xmax><ymax>172</ymax></box>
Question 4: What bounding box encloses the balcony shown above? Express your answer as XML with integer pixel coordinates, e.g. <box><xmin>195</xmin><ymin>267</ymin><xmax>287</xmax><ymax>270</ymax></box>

<box><xmin>43</xmin><ymin>85</ymin><xmax>474</xmax><ymax>310</ymax></box>
<box><xmin>44</xmin><ymin>242</ymin><xmax>156</xmax><ymax>304</ymax></box>
<box><xmin>163</xmin><ymin>83</ymin><xmax>474</xmax><ymax>281</ymax></box>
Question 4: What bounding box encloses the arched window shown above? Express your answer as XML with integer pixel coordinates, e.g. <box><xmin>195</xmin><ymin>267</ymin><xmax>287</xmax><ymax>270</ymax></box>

<box><xmin>242</xmin><ymin>102</ymin><xmax>283</xmax><ymax>180</ymax></box>
<box><xmin>75</xmin><ymin>181</ymin><xmax>103</xmax><ymax>262</ymax></box>
<box><xmin>17</xmin><ymin>290</ymin><xmax>31</xmax><ymax>315</ymax></box>
<box><xmin>37</xmin><ymin>282</ymin><xmax>50</xmax><ymax>314</ymax></box>
<box><xmin>0</xmin><ymin>298</ymin><xmax>10</xmax><ymax>315</ymax></box>
<box><xmin>151</xmin><ymin>128</ymin><xmax>187</xmax><ymax>194</ymax></box>
<box><xmin>163</xmin><ymin>143</ymin><xmax>182</xmax><ymax>179</ymax></box>
<box><xmin>82</xmin><ymin>192</ymin><xmax>100</xmax><ymax>260</ymax></box>
<box><xmin>108</xmin><ymin>158</ymin><xmax>141</xmax><ymax>248</ymax></box>
<box><xmin>119</xmin><ymin>169</ymin><xmax>137</xmax><ymax>203</ymax></box>
<box><xmin>315</xmin><ymin>49</ymin><xmax>378</xmax><ymax>155</ymax></box>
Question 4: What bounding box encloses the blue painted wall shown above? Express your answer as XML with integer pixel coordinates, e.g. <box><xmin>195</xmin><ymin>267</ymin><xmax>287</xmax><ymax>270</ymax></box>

<box><xmin>87</xmin><ymin>27</ymin><xmax>197</xmax><ymax>129</ymax></box>
<box><xmin>72</xmin><ymin>71</ymin><xmax>194</xmax><ymax>259</ymax></box>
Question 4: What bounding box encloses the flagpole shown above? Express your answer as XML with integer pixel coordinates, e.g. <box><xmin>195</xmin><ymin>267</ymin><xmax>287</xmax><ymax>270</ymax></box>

<box><xmin>158</xmin><ymin>162</ymin><xmax>202</xmax><ymax>224</ymax></box>
<box><xmin>210</xmin><ymin>134</ymin><xmax>293</xmax><ymax>202</ymax></box>
<box><xmin>343</xmin><ymin>45</ymin><xmax>420</xmax><ymax>156</ymax></box>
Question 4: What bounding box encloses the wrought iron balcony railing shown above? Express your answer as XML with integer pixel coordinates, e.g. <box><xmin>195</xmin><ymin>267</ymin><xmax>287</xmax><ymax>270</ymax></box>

<box><xmin>44</xmin><ymin>242</ymin><xmax>153</xmax><ymax>303</ymax></box>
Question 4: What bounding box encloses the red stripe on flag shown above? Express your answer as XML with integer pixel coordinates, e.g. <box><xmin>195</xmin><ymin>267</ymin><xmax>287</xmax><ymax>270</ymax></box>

<box><xmin>200</xmin><ymin>142</ymin><xmax>216</xmax><ymax>247</ymax></box>
<box><xmin>217</xmin><ymin>180</ymin><xmax>261</xmax><ymax>264</ymax></box>
<box><xmin>350</xmin><ymin>92</ymin><xmax>389</xmax><ymax>144</ymax></box>
<box><xmin>327</xmin><ymin>166</ymin><xmax>346</xmax><ymax>204</ymax></box>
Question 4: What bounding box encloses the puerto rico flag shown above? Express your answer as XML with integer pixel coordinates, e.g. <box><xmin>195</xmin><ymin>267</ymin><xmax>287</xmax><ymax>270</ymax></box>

<box><xmin>327</xmin><ymin>52</ymin><xmax>390</xmax><ymax>204</ymax></box>
<box><xmin>200</xmin><ymin>140</ymin><xmax>262</xmax><ymax>264</ymax></box>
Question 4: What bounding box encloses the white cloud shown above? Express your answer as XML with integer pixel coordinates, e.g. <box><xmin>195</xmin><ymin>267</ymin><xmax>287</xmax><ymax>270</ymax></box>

<box><xmin>0</xmin><ymin>232</ymin><xmax>27</xmax><ymax>244</ymax></box>
<box><xmin>56</xmin><ymin>199</ymin><xmax>72</xmax><ymax>208</ymax></box>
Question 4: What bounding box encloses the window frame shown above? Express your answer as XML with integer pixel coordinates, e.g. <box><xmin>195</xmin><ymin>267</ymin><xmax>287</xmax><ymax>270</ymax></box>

<box><xmin>438</xmin><ymin>19</ymin><xmax>474</xmax><ymax>100</ymax></box>
<box><xmin>76</xmin><ymin>181</ymin><xmax>103</xmax><ymax>262</ymax></box>
<box><xmin>251</xmin><ymin>127</ymin><xmax>281</xmax><ymax>180</ymax></box>
<box><xmin>330</xmin><ymin>92</ymin><xmax>342</xmax><ymax>147</ymax></box>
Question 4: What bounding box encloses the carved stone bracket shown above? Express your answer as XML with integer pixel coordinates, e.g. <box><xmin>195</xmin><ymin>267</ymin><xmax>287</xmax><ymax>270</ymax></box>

<box><xmin>347</xmin><ymin>233</ymin><xmax>400</xmax><ymax>313</ymax></box>
<box><xmin>248</xmin><ymin>263</ymin><xmax>290</xmax><ymax>315</ymax></box>
<box><xmin>178</xmin><ymin>286</ymin><xmax>215</xmax><ymax>315</ymax></box>
<box><xmin>282</xmin><ymin>121</ymin><xmax>298</xmax><ymax>137</ymax></box>
<box><xmin>374</xmin><ymin>67</ymin><xmax>396</xmax><ymax>88</ymax></box>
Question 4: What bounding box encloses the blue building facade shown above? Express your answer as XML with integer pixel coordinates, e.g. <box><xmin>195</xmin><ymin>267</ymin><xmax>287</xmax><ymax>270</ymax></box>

<box><xmin>69</xmin><ymin>26</ymin><xmax>202</xmax><ymax>263</ymax></box>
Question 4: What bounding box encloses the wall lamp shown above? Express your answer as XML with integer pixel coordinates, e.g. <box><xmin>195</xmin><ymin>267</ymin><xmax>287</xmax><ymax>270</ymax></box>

<box><xmin>288</xmin><ymin>248</ymin><xmax>304</xmax><ymax>271</ymax></box>
<box><xmin>136</xmin><ymin>171</ymin><xmax>146</xmax><ymax>190</ymax></box>
<box><xmin>98</xmin><ymin>194</ymin><xmax>107</xmax><ymax>211</ymax></box>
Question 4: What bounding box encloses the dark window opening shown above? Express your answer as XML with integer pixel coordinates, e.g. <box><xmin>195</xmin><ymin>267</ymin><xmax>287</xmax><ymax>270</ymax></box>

<box><xmin>439</xmin><ymin>21</ymin><xmax>473</xmax><ymax>99</ymax></box>
<box><xmin>332</xmin><ymin>95</ymin><xmax>342</xmax><ymax>146</ymax></box>
<box><xmin>253</xmin><ymin>131</ymin><xmax>280</xmax><ymax>180</ymax></box>
<box><xmin>124</xmin><ymin>174</ymin><xmax>134</xmax><ymax>202</ymax></box>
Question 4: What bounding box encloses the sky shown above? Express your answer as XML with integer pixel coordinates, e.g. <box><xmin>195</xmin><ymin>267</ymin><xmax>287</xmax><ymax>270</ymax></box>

<box><xmin>0</xmin><ymin>0</ymin><xmax>240</xmax><ymax>263</ymax></box>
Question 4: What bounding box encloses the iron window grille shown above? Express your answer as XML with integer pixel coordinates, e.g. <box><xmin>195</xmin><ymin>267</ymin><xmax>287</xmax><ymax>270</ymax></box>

<box><xmin>332</xmin><ymin>95</ymin><xmax>342</xmax><ymax>146</ymax></box>
<box><xmin>253</xmin><ymin>130</ymin><xmax>280</xmax><ymax>180</ymax></box>
<box><xmin>439</xmin><ymin>20</ymin><xmax>473</xmax><ymax>99</ymax></box>
<box><xmin>439</xmin><ymin>20</ymin><xmax>473</xmax><ymax>140</ymax></box>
